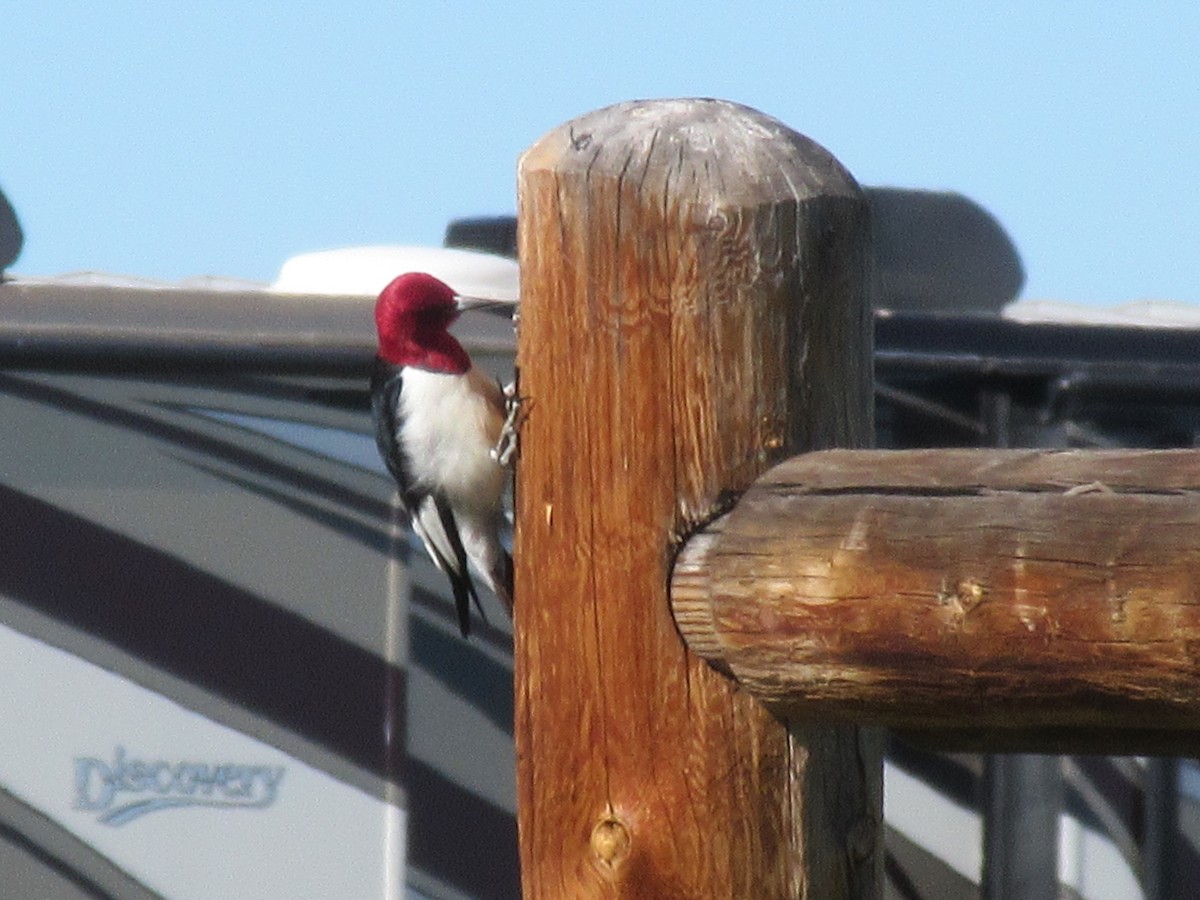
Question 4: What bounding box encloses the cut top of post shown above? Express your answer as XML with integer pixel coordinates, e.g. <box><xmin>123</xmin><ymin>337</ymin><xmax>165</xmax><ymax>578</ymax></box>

<box><xmin>521</xmin><ymin>97</ymin><xmax>863</xmax><ymax>221</ymax></box>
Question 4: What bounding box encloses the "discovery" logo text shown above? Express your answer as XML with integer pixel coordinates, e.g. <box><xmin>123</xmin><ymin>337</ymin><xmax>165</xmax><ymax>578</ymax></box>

<box><xmin>74</xmin><ymin>746</ymin><xmax>286</xmax><ymax>826</ymax></box>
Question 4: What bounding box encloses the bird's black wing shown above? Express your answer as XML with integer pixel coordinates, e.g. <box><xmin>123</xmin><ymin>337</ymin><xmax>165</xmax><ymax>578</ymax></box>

<box><xmin>370</xmin><ymin>357</ymin><xmax>413</xmax><ymax>490</ymax></box>
<box><xmin>429</xmin><ymin>495</ymin><xmax>483</xmax><ymax>637</ymax></box>
<box><xmin>370</xmin><ymin>356</ymin><xmax>482</xmax><ymax>637</ymax></box>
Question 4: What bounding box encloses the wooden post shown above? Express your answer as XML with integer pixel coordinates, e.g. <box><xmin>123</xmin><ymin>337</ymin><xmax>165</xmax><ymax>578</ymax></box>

<box><xmin>673</xmin><ymin>447</ymin><xmax>1200</xmax><ymax>751</ymax></box>
<box><xmin>514</xmin><ymin>99</ymin><xmax>880</xmax><ymax>898</ymax></box>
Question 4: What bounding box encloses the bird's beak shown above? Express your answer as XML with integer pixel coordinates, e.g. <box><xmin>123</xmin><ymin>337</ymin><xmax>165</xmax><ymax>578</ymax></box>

<box><xmin>454</xmin><ymin>294</ymin><xmax>520</xmax><ymax>314</ymax></box>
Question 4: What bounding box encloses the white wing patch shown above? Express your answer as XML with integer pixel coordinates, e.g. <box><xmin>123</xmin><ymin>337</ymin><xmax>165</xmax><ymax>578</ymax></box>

<box><xmin>409</xmin><ymin>495</ymin><xmax>465</xmax><ymax>578</ymax></box>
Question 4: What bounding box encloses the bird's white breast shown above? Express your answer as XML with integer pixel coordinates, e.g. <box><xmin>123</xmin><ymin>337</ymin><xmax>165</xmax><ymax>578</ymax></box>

<box><xmin>398</xmin><ymin>366</ymin><xmax>505</xmax><ymax>515</ymax></box>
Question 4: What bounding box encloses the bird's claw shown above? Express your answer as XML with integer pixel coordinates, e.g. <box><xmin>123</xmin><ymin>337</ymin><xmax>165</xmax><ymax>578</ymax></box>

<box><xmin>491</xmin><ymin>381</ymin><xmax>525</xmax><ymax>467</ymax></box>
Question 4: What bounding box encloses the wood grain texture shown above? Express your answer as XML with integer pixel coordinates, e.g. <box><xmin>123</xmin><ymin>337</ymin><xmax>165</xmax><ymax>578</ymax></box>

<box><xmin>514</xmin><ymin>99</ymin><xmax>880</xmax><ymax>898</ymax></box>
<box><xmin>673</xmin><ymin>448</ymin><xmax>1200</xmax><ymax>748</ymax></box>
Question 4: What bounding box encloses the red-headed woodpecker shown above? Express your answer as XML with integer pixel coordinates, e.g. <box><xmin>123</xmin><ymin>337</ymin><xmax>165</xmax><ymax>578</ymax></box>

<box><xmin>371</xmin><ymin>271</ymin><xmax>514</xmax><ymax>636</ymax></box>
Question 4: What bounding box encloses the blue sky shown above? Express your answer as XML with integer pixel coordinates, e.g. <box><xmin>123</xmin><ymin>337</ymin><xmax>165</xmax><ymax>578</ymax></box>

<box><xmin>3</xmin><ymin>3</ymin><xmax>1199</xmax><ymax>305</ymax></box>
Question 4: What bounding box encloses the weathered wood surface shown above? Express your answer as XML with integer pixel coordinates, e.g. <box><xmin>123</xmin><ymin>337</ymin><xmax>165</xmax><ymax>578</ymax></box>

<box><xmin>513</xmin><ymin>99</ymin><xmax>881</xmax><ymax>899</ymax></box>
<box><xmin>673</xmin><ymin>447</ymin><xmax>1200</xmax><ymax>744</ymax></box>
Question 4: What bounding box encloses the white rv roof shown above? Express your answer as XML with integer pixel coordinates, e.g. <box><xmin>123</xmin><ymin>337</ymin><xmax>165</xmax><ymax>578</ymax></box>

<box><xmin>1003</xmin><ymin>298</ymin><xmax>1200</xmax><ymax>329</ymax></box>
<box><xmin>269</xmin><ymin>245</ymin><xmax>520</xmax><ymax>302</ymax></box>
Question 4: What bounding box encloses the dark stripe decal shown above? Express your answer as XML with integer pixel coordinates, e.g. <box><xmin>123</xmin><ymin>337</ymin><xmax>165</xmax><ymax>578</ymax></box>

<box><xmin>0</xmin><ymin>483</ymin><xmax>405</xmax><ymax>786</ymax></box>
<box><xmin>410</xmin><ymin>610</ymin><xmax>513</xmax><ymax>736</ymax></box>
<box><xmin>406</xmin><ymin>757</ymin><xmax>518</xmax><ymax>899</ymax></box>
<box><xmin>0</xmin><ymin>372</ymin><xmax>391</xmax><ymax>522</ymax></box>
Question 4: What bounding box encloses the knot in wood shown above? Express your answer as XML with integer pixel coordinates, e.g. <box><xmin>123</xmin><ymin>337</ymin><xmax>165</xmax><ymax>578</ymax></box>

<box><xmin>958</xmin><ymin>578</ymin><xmax>986</xmax><ymax>608</ymax></box>
<box><xmin>590</xmin><ymin>816</ymin><xmax>631</xmax><ymax>868</ymax></box>
<box><xmin>938</xmin><ymin>577</ymin><xmax>987</xmax><ymax>620</ymax></box>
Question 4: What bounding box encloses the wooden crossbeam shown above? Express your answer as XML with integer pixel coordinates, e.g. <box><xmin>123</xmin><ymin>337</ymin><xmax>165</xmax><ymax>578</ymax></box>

<box><xmin>673</xmin><ymin>447</ymin><xmax>1200</xmax><ymax>754</ymax></box>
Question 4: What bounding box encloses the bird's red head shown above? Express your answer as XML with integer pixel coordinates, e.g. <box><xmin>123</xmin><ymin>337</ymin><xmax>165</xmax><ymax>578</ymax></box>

<box><xmin>374</xmin><ymin>272</ymin><xmax>471</xmax><ymax>373</ymax></box>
